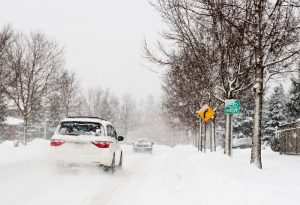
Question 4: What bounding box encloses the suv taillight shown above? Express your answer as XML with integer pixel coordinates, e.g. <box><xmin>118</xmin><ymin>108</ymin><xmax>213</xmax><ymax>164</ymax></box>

<box><xmin>92</xmin><ymin>141</ymin><xmax>110</xmax><ymax>148</ymax></box>
<box><xmin>51</xmin><ymin>139</ymin><xmax>65</xmax><ymax>146</ymax></box>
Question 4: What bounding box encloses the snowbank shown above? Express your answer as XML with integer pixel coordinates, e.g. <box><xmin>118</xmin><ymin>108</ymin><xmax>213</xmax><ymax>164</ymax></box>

<box><xmin>150</xmin><ymin>148</ymin><xmax>300</xmax><ymax>205</ymax></box>
<box><xmin>172</xmin><ymin>144</ymin><xmax>197</xmax><ymax>151</ymax></box>
<box><xmin>0</xmin><ymin>140</ymin><xmax>299</xmax><ymax>205</ymax></box>
<box><xmin>0</xmin><ymin>138</ymin><xmax>49</xmax><ymax>167</ymax></box>
<box><xmin>0</xmin><ymin>140</ymin><xmax>16</xmax><ymax>147</ymax></box>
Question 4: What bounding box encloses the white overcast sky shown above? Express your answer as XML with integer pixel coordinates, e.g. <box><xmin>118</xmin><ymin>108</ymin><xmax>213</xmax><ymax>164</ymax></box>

<box><xmin>0</xmin><ymin>0</ymin><xmax>165</xmax><ymax>100</ymax></box>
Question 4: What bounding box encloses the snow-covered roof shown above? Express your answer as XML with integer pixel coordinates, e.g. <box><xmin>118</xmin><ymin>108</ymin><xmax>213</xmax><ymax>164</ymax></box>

<box><xmin>136</xmin><ymin>138</ymin><xmax>150</xmax><ymax>142</ymax></box>
<box><xmin>4</xmin><ymin>117</ymin><xmax>24</xmax><ymax>126</ymax></box>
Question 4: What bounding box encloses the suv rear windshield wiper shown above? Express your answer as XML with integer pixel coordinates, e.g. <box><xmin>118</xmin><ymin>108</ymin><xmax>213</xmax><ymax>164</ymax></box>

<box><xmin>65</xmin><ymin>132</ymin><xmax>79</xmax><ymax>136</ymax></box>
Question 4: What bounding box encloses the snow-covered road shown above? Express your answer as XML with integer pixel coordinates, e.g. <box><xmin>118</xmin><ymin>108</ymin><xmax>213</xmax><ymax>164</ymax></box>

<box><xmin>1</xmin><ymin>139</ymin><xmax>300</xmax><ymax>205</ymax></box>
<box><xmin>0</xmin><ymin>141</ymin><xmax>176</xmax><ymax>205</ymax></box>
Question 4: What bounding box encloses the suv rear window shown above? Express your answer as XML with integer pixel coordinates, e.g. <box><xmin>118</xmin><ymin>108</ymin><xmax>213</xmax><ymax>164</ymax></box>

<box><xmin>58</xmin><ymin>121</ymin><xmax>104</xmax><ymax>136</ymax></box>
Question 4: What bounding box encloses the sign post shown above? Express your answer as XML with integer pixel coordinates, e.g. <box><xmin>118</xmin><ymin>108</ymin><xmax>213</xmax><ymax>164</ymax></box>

<box><xmin>224</xmin><ymin>99</ymin><xmax>240</xmax><ymax>156</ymax></box>
<box><xmin>198</xmin><ymin>120</ymin><xmax>202</xmax><ymax>151</ymax></box>
<box><xmin>196</xmin><ymin>105</ymin><xmax>216</xmax><ymax>152</ymax></box>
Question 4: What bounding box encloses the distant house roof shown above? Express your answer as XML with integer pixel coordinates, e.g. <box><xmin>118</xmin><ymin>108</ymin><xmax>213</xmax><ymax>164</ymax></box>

<box><xmin>4</xmin><ymin>117</ymin><xmax>24</xmax><ymax>126</ymax></box>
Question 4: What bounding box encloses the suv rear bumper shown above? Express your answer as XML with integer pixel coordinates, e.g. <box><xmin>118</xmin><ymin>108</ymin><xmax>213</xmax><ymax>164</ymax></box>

<box><xmin>51</xmin><ymin>151</ymin><xmax>112</xmax><ymax>166</ymax></box>
<box><xmin>133</xmin><ymin>147</ymin><xmax>152</xmax><ymax>152</ymax></box>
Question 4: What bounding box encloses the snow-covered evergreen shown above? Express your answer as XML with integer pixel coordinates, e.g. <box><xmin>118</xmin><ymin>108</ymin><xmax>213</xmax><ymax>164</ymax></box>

<box><xmin>233</xmin><ymin>90</ymin><xmax>254</xmax><ymax>139</ymax></box>
<box><xmin>263</xmin><ymin>84</ymin><xmax>287</xmax><ymax>144</ymax></box>
<box><xmin>286</xmin><ymin>71</ymin><xmax>300</xmax><ymax>121</ymax></box>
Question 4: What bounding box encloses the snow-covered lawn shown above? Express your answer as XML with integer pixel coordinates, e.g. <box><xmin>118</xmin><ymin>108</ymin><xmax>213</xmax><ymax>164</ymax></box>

<box><xmin>0</xmin><ymin>139</ymin><xmax>299</xmax><ymax>205</ymax></box>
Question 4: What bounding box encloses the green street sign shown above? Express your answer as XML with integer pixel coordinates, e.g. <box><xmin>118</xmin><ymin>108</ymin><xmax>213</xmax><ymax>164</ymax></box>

<box><xmin>225</xmin><ymin>99</ymin><xmax>240</xmax><ymax>114</ymax></box>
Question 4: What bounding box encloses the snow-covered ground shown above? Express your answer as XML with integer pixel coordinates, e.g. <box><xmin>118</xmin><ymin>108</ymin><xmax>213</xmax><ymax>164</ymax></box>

<box><xmin>0</xmin><ymin>139</ymin><xmax>299</xmax><ymax>205</ymax></box>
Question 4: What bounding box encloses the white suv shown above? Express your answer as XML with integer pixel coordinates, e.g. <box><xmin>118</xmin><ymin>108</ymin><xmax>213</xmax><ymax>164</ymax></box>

<box><xmin>50</xmin><ymin>117</ymin><xmax>123</xmax><ymax>173</ymax></box>
<box><xmin>133</xmin><ymin>138</ymin><xmax>153</xmax><ymax>153</ymax></box>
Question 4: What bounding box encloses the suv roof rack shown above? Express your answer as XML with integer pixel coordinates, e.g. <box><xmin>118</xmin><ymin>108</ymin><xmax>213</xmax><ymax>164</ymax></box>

<box><xmin>66</xmin><ymin>116</ymin><xmax>107</xmax><ymax>121</ymax></box>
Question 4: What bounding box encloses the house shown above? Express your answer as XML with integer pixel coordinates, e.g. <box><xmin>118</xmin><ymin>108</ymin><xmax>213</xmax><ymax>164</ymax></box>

<box><xmin>0</xmin><ymin>116</ymin><xmax>23</xmax><ymax>141</ymax></box>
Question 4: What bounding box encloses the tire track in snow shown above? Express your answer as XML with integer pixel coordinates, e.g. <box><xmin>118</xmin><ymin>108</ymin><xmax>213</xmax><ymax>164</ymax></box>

<box><xmin>84</xmin><ymin>154</ymin><xmax>157</xmax><ymax>205</ymax></box>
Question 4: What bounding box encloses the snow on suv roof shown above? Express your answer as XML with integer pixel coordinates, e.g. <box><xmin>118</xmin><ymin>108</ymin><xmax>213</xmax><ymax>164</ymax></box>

<box><xmin>136</xmin><ymin>138</ymin><xmax>150</xmax><ymax>142</ymax></box>
<box><xmin>61</xmin><ymin>117</ymin><xmax>112</xmax><ymax>126</ymax></box>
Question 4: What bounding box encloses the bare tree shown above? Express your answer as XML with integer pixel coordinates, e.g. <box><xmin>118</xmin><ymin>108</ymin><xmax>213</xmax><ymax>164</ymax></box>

<box><xmin>145</xmin><ymin>0</ymin><xmax>253</xmax><ymax>154</ymax></box>
<box><xmin>250</xmin><ymin>0</ymin><xmax>300</xmax><ymax>168</ymax></box>
<box><xmin>0</xmin><ymin>25</ymin><xmax>15</xmax><ymax>95</ymax></box>
<box><xmin>47</xmin><ymin>69</ymin><xmax>81</xmax><ymax>127</ymax></box>
<box><xmin>82</xmin><ymin>87</ymin><xmax>120</xmax><ymax>125</ymax></box>
<box><xmin>120</xmin><ymin>94</ymin><xmax>137</xmax><ymax>138</ymax></box>
<box><xmin>202</xmin><ymin>0</ymin><xmax>254</xmax><ymax>156</ymax></box>
<box><xmin>148</xmin><ymin>0</ymin><xmax>300</xmax><ymax>168</ymax></box>
<box><xmin>57</xmin><ymin>69</ymin><xmax>81</xmax><ymax>116</ymax></box>
<box><xmin>144</xmin><ymin>0</ymin><xmax>220</xmax><ymax>150</ymax></box>
<box><xmin>215</xmin><ymin>0</ymin><xmax>300</xmax><ymax>168</ymax></box>
<box><xmin>0</xmin><ymin>25</ymin><xmax>14</xmax><ymax>126</ymax></box>
<box><xmin>4</xmin><ymin>32</ymin><xmax>64</xmax><ymax>145</ymax></box>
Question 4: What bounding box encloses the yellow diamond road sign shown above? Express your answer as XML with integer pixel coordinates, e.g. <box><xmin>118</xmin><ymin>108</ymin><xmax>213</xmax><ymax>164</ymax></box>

<box><xmin>196</xmin><ymin>104</ymin><xmax>216</xmax><ymax>122</ymax></box>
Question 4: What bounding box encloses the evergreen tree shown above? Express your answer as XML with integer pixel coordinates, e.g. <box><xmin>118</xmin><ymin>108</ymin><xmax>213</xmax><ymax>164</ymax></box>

<box><xmin>263</xmin><ymin>84</ymin><xmax>287</xmax><ymax>143</ymax></box>
<box><xmin>286</xmin><ymin>71</ymin><xmax>300</xmax><ymax>121</ymax></box>
<box><xmin>233</xmin><ymin>89</ymin><xmax>254</xmax><ymax>139</ymax></box>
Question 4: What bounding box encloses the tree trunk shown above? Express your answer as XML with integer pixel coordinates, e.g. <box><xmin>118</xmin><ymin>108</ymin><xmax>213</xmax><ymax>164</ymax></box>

<box><xmin>198</xmin><ymin>120</ymin><xmax>202</xmax><ymax>151</ymax></box>
<box><xmin>203</xmin><ymin>122</ymin><xmax>206</xmax><ymax>152</ymax></box>
<box><xmin>212</xmin><ymin>118</ymin><xmax>216</xmax><ymax>151</ymax></box>
<box><xmin>251</xmin><ymin>70</ymin><xmax>263</xmax><ymax>169</ymax></box>
<box><xmin>44</xmin><ymin>103</ymin><xmax>47</xmax><ymax>139</ymax></box>
<box><xmin>225</xmin><ymin>114</ymin><xmax>232</xmax><ymax>156</ymax></box>
<box><xmin>250</xmin><ymin>0</ymin><xmax>264</xmax><ymax>169</ymax></box>
<box><xmin>44</xmin><ymin>117</ymin><xmax>47</xmax><ymax>139</ymax></box>
<box><xmin>23</xmin><ymin>117</ymin><xmax>28</xmax><ymax>145</ymax></box>
<box><xmin>195</xmin><ymin>129</ymin><xmax>198</xmax><ymax>148</ymax></box>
